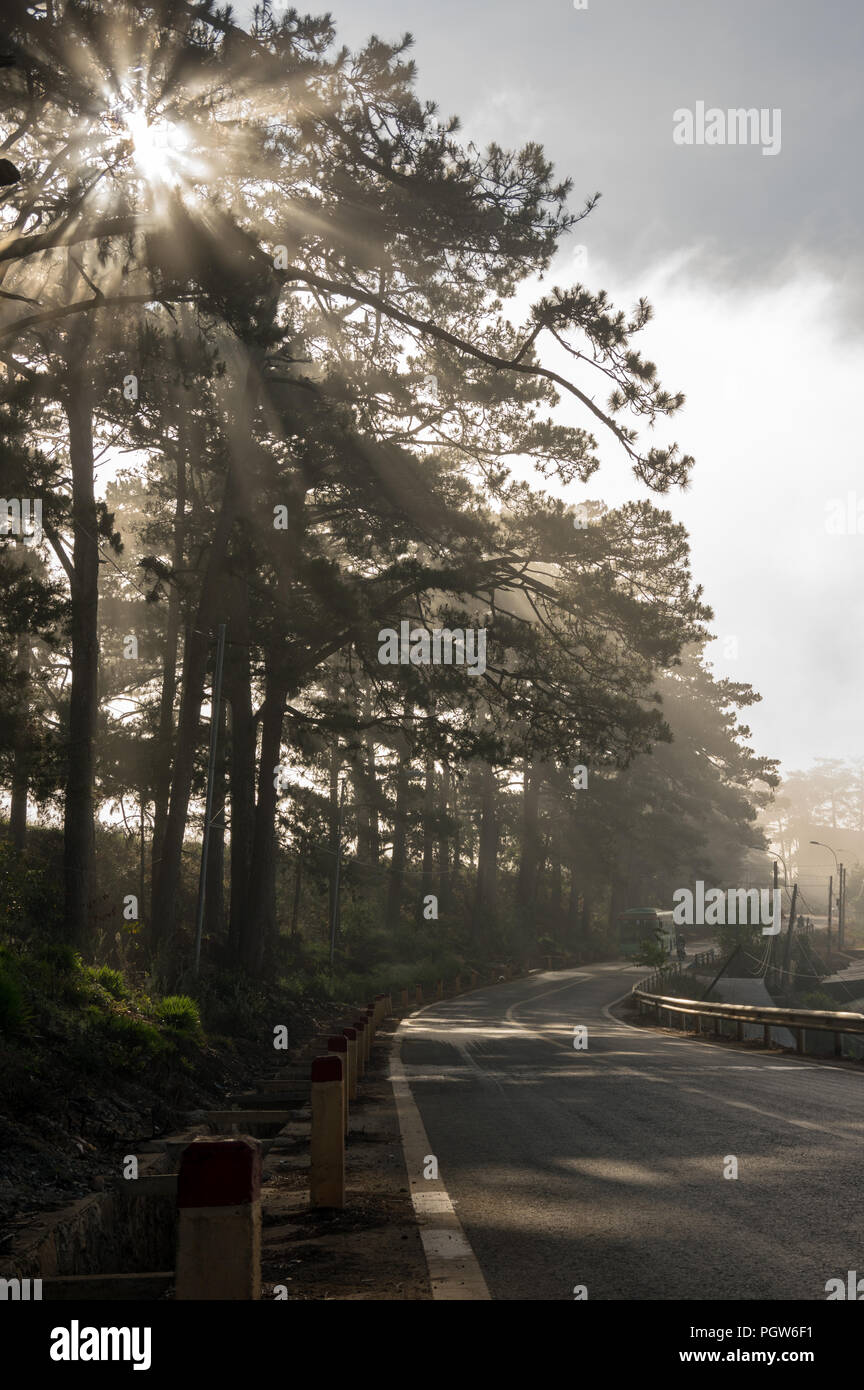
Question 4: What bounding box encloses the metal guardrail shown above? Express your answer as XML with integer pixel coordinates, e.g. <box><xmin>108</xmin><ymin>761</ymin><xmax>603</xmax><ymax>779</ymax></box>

<box><xmin>633</xmin><ymin>987</ymin><xmax>864</xmax><ymax>1056</ymax></box>
<box><xmin>635</xmin><ymin>949</ymin><xmax>718</xmax><ymax>996</ymax></box>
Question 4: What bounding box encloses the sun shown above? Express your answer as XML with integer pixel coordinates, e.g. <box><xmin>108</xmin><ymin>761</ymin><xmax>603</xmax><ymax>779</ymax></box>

<box><xmin>122</xmin><ymin>106</ymin><xmax>193</xmax><ymax>185</ymax></box>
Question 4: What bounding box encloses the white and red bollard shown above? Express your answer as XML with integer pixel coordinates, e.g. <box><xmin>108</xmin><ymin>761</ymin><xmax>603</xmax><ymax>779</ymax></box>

<box><xmin>310</xmin><ymin>1054</ymin><xmax>345</xmax><ymax>1209</ymax></box>
<box><xmin>175</xmin><ymin>1136</ymin><xmax>262</xmax><ymax>1299</ymax></box>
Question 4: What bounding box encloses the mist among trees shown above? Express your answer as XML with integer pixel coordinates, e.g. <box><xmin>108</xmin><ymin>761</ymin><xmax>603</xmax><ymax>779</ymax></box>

<box><xmin>0</xmin><ymin>1</ymin><xmax>779</xmax><ymax>1000</ymax></box>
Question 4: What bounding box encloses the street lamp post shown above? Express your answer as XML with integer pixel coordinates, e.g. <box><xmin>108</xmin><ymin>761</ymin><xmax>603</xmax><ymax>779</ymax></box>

<box><xmin>810</xmin><ymin>841</ymin><xmax>843</xmax><ymax>952</ymax></box>
<box><xmin>767</xmin><ymin>850</ymin><xmax>788</xmax><ymax>886</ymax></box>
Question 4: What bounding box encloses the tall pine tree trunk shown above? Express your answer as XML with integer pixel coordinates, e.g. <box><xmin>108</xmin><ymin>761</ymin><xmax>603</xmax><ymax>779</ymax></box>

<box><xmin>421</xmin><ymin>755</ymin><xmax>436</xmax><ymax>908</ymax></box>
<box><xmin>549</xmin><ymin>852</ymin><xmax>562</xmax><ymax>923</ymax></box>
<box><xmin>365</xmin><ymin>717</ymin><xmax>380</xmax><ymax>864</ymax></box>
<box><xmin>226</xmin><ymin>635</ymin><xmax>256</xmax><ymax>965</ymax></box>
<box><xmin>150</xmin><ymin>450</ymin><xmax>185</xmax><ymax>900</ymax></box>
<box><xmin>474</xmin><ymin>763</ymin><xmax>499</xmax><ymax>933</ymax></box>
<box><xmin>327</xmin><ymin>741</ymin><xmax>342</xmax><ymax>945</ymax></box>
<box><xmin>150</xmin><ymin>467</ymin><xmax>239</xmax><ymax>953</ymax></box>
<box><xmin>290</xmin><ymin>835</ymin><xmax>305</xmax><ymax>937</ymax></box>
<box><xmin>204</xmin><ymin>695</ymin><xmax>228</xmax><ymax>945</ymax></box>
<box><xmin>516</xmin><ymin>760</ymin><xmax>542</xmax><ymax>935</ymax></box>
<box><xmin>63</xmin><ymin>378</ymin><xmax>98</xmax><ymax>949</ymax></box>
<box><xmin>9</xmin><ymin>635</ymin><xmax>30</xmax><ymax>852</ymax></box>
<box><xmin>451</xmin><ymin>773</ymin><xmax>462</xmax><ymax>885</ymax></box>
<box><xmin>567</xmin><ymin>854</ymin><xmax>581</xmax><ymax>937</ymax></box>
<box><xmin>352</xmin><ymin>758</ymin><xmax>372</xmax><ymax>865</ymax></box>
<box><xmin>385</xmin><ymin>744</ymin><xmax>409</xmax><ymax>933</ymax></box>
<box><xmin>437</xmin><ymin>761</ymin><xmax>451</xmax><ymax>911</ymax></box>
<box><xmin>243</xmin><ymin>663</ymin><xmax>288</xmax><ymax>974</ymax></box>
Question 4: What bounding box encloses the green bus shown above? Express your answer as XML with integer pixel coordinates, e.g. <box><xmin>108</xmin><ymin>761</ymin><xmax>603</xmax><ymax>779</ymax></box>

<box><xmin>618</xmin><ymin>907</ymin><xmax>677</xmax><ymax>960</ymax></box>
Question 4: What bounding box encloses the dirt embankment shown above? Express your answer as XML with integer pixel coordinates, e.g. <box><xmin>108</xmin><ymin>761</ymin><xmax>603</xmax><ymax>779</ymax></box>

<box><xmin>0</xmin><ymin>991</ymin><xmax>331</xmax><ymax>1245</ymax></box>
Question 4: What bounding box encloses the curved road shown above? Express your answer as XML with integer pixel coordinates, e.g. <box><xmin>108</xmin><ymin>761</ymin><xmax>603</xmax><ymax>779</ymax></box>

<box><xmin>398</xmin><ymin>962</ymin><xmax>864</xmax><ymax>1300</ymax></box>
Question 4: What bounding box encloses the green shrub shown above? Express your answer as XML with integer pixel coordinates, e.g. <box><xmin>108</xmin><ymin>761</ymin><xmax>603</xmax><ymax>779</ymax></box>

<box><xmin>0</xmin><ymin>841</ymin><xmax>62</xmax><ymax>937</ymax></box>
<box><xmin>88</xmin><ymin>965</ymin><xmax>128</xmax><ymax>1000</ymax></box>
<box><xmin>197</xmin><ymin>976</ymin><xmax>264</xmax><ymax>1038</ymax></box>
<box><xmin>796</xmin><ymin>990</ymin><xmax>835</xmax><ymax>1011</ymax></box>
<box><xmin>35</xmin><ymin>942</ymin><xmax>78</xmax><ymax>974</ymax></box>
<box><xmin>376</xmin><ymin>961</ymin><xmax>418</xmax><ymax>991</ymax></box>
<box><xmin>27</xmin><ymin>942</ymin><xmax>85</xmax><ymax>1003</ymax></box>
<box><xmin>156</xmin><ymin>995</ymin><xmax>201</xmax><ymax>1033</ymax></box>
<box><xmin>83</xmin><ymin>1009</ymin><xmax>168</xmax><ymax>1067</ymax></box>
<box><xmin>633</xmin><ymin>936</ymin><xmax>670</xmax><ymax>968</ymax></box>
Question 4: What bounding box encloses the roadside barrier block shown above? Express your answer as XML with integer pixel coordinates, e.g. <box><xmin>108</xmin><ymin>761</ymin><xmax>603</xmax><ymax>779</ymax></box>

<box><xmin>310</xmin><ymin>1055</ymin><xmax>345</xmax><ymax>1209</ymax></box>
<box><xmin>175</xmin><ymin>1136</ymin><xmax>262</xmax><ymax>1300</ymax></box>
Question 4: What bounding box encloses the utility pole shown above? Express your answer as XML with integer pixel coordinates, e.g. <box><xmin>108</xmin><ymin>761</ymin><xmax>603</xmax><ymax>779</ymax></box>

<box><xmin>777</xmin><ymin>856</ymin><xmax>783</xmax><ymax>989</ymax></box>
<box><xmin>839</xmin><ymin>863</ymin><xmax>845</xmax><ymax>948</ymax></box>
<box><xmin>782</xmin><ymin>882</ymin><xmax>798</xmax><ymax>989</ymax></box>
<box><xmin>827</xmin><ymin>874</ymin><xmax>833</xmax><ymax>960</ymax></box>
<box><xmin>193</xmin><ymin>622</ymin><xmax>226</xmax><ymax>976</ymax></box>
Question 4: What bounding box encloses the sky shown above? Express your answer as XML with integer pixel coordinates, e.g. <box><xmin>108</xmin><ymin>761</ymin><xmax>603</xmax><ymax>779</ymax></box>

<box><xmin>250</xmin><ymin>0</ymin><xmax>864</xmax><ymax>774</ymax></box>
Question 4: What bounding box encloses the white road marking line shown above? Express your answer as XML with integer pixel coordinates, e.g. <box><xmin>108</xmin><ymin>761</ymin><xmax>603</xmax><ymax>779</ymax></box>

<box><xmin>390</xmin><ymin>1031</ymin><xmax>490</xmax><ymax>1301</ymax></box>
<box><xmin>498</xmin><ymin>973</ymin><xmax>864</xmax><ymax>1140</ymax></box>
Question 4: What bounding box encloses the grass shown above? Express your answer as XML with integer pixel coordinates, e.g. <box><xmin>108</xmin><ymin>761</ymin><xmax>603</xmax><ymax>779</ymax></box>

<box><xmin>87</xmin><ymin>964</ymin><xmax>128</xmax><ymax>999</ymax></box>
<box><xmin>155</xmin><ymin>995</ymin><xmax>201</xmax><ymax>1033</ymax></box>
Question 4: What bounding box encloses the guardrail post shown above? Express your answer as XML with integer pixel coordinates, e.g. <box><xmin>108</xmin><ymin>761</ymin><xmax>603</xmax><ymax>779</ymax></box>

<box><xmin>795</xmin><ymin>1028</ymin><xmax>804</xmax><ymax>1055</ymax></box>
<box><xmin>176</xmin><ymin>1136</ymin><xmax>261</xmax><ymax>1300</ymax></box>
<box><xmin>436</xmin><ymin>979</ymin><xmax>443</xmax><ymax>1000</ymax></box>
<box><xmin>310</xmin><ymin>1055</ymin><xmax>345</xmax><ymax>1209</ymax></box>
<box><xmin>328</xmin><ymin>1035</ymin><xmax>349</xmax><ymax>1133</ymax></box>
<box><xmin>763</xmin><ymin>1024</ymin><xmax>771</xmax><ymax>1048</ymax></box>
<box><xmin>736</xmin><ymin>1020</ymin><xmax>744</xmax><ymax>1042</ymax></box>
<box><xmin>834</xmin><ymin>1031</ymin><xmax>842</xmax><ymax>1058</ymax></box>
<box><xmin>415</xmin><ymin>984</ymin><xmax>423</xmax><ymax>1005</ymax></box>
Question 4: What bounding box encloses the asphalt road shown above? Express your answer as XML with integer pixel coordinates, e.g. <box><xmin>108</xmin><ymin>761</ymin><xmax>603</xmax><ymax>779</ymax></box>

<box><xmin>399</xmin><ymin>962</ymin><xmax>864</xmax><ymax>1301</ymax></box>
